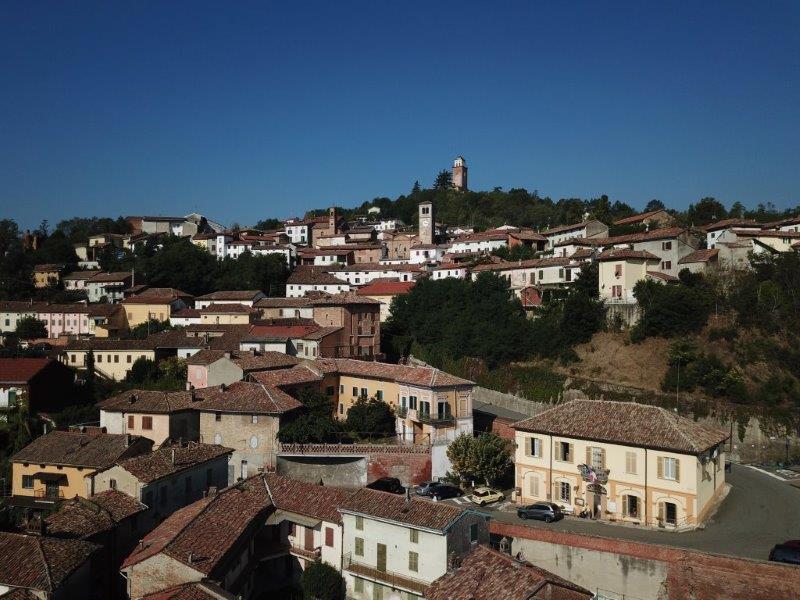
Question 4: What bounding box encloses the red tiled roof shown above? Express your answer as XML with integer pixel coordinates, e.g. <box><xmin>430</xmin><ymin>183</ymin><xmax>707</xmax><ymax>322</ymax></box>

<box><xmin>45</xmin><ymin>490</ymin><xmax>147</xmax><ymax>538</ymax></box>
<box><xmin>308</xmin><ymin>292</ymin><xmax>381</xmax><ymax>306</ymax></box>
<box><xmin>426</xmin><ymin>545</ymin><xmax>592</xmax><ymax>600</ymax></box>
<box><xmin>122</xmin><ymin>475</ymin><xmax>273</xmax><ymax>577</ymax></box>
<box><xmin>541</xmin><ymin>220</ymin><xmax>604</xmax><ymax>236</ymax></box>
<box><xmin>264</xmin><ymin>474</ymin><xmax>356</xmax><ymax>523</ymax></box>
<box><xmin>314</xmin><ymin>358</ymin><xmax>473</xmax><ymax>388</ymax></box>
<box><xmin>287</xmin><ymin>266</ymin><xmax>347</xmax><ymax>285</ymax></box>
<box><xmin>249</xmin><ymin>365</ymin><xmax>324</xmax><ymax>388</ymax></box>
<box><xmin>198</xmin><ymin>303</ymin><xmax>257</xmax><ymax>314</ymax></box>
<box><xmin>700</xmin><ymin>218</ymin><xmax>760</xmax><ymax>232</ymax></box>
<box><xmin>115</xmin><ymin>443</ymin><xmax>233</xmax><ymax>484</ymax></box>
<box><xmin>513</xmin><ymin>400</ymin><xmax>729</xmax><ymax>454</ymax></box>
<box><xmin>194</xmin><ymin>290</ymin><xmax>263</xmax><ymax>301</ymax></box>
<box><xmin>472</xmin><ymin>257</ymin><xmax>572</xmax><ymax>272</ymax></box>
<box><xmin>190</xmin><ymin>381</ymin><xmax>303</xmax><ymax>415</ymax></box>
<box><xmin>171</xmin><ymin>308</ymin><xmax>201</xmax><ymax>318</ymax></box>
<box><xmin>646</xmin><ymin>271</ymin><xmax>679</xmax><ymax>282</ymax></box>
<box><xmin>679</xmin><ymin>248</ymin><xmax>719</xmax><ymax>264</ymax></box>
<box><xmin>243</xmin><ymin>323</ymin><xmax>321</xmax><ymax>341</ymax></box>
<box><xmin>98</xmin><ymin>389</ymin><xmax>208</xmax><ymax>414</ymax></box>
<box><xmin>87</xmin><ymin>271</ymin><xmax>133</xmax><ymax>283</ymax></box>
<box><xmin>357</xmin><ymin>281</ymin><xmax>416</xmax><ymax>295</ymax></box>
<box><xmin>0</xmin><ymin>358</ymin><xmax>54</xmax><ymax>384</ymax></box>
<box><xmin>597</xmin><ymin>249</ymin><xmax>660</xmax><ymax>262</ymax></box>
<box><xmin>612</xmin><ymin>209</ymin><xmax>670</xmax><ymax>226</ymax></box>
<box><xmin>231</xmin><ymin>352</ymin><xmax>300</xmax><ymax>372</ymax></box>
<box><xmin>0</xmin><ymin>532</ymin><xmax>98</xmax><ymax>593</ymax></box>
<box><xmin>338</xmin><ymin>488</ymin><xmax>467</xmax><ymax>531</ymax></box>
<box><xmin>12</xmin><ymin>430</ymin><xmax>153</xmax><ymax>469</ymax></box>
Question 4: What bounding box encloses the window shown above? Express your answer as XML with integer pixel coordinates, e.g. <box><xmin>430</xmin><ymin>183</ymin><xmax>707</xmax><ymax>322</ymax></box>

<box><xmin>141</xmin><ymin>416</ymin><xmax>153</xmax><ymax>430</ymax></box>
<box><xmin>326</xmin><ymin>386</ymin><xmax>334</xmax><ymax>396</ymax></box>
<box><xmin>215</xmin><ymin>413</ymin><xmax>222</xmax><ymax>422</ymax></box>
<box><xmin>409</xmin><ymin>529</ymin><xmax>418</xmax><ymax>543</ymax></box>
<box><xmin>525</xmin><ymin>437</ymin><xmax>541</xmax><ymax>457</ymax></box>
<box><xmin>325</xmin><ymin>527</ymin><xmax>334</xmax><ymax>547</ymax></box>
<box><xmin>360</xmin><ymin>387</ymin><xmax>367</xmax><ymax>398</ymax></box>
<box><xmin>408</xmin><ymin>551</ymin><xmax>419</xmax><ymax>572</ymax></box>
<box><xmin>408</xmin><ymin>395</ymin><xmax>418</xmax><ymax>410</ymax></box>
<box><xmin>340</xmin><ymin>384</ymin><xmax>344</xmax><ymax>394</ymax></box>
<box><xmin>662</xmin><ymin>241</ymin><xmax>672</xmax><ymax>251</ymax></box>
<box><xmin>127</xmin><ymin>355</ymin><xmax>132</xmax><ymax>363</ymax></box>
<box><xmin>614</xmin><ymin>264</ymin><xmax>622</xmax><ymax>277</ymax></box>
<box><xmin>109</xmin><ymin>478</ymin><xmax>117</xmax><ymax>490</ymax></box>
<box><xmin>625</xmin><ymin>451</ymin><xmax>637</xmax><ymax>474</ymax></box>
<box><xmin>376</xmin><ymin>390</ymin><xmax>383</xmax><ymax>401</ymax></box>
<box><xmin>354</xmin><ymin>578</ymin><xmax>364</xmax><ymax>593</ymax></box>
<box><xmin>659</xmin><ymin>457</ymin><xmax>679</xmax><ymax>481</ymax></box>
<box><xmin>22</xmin><ymin>475</ymin><xmax>33</xmax><ymax>489</ymax></box>
<box><xmin>558</xmin><ymin>481</ymin><xmax>571</xmax><ymax>503</ymax></box>
<box><xmin>114</xmin><ymin>354</ymin><xmax>119</xmax><ymax>363</ymax></box>
<box><xmin>623</xmin><ymin>495</ymin><xmax>640</xmax><ymax>519</ymax></box>
<box><xmin>538</xmin><ymin>269</ymin><xmax>544</xmax><ymax>279</ymax></box>
<box><xmin>587</xmin><ymin>447</ymin><xmax>605</xmax><ymax>470</ymax></box>
<box><xmin>662</xmin><ymin>261</ymin><xmax>671</xmax><ymax>270</ymax></box>
<box><xmin>528</xmin><ymin>474</ymin><xmax>539</xmax><ymax>497</ymax></box>
<box><xmin>354</xmin><ymin>537</ymin><xmax>364</xmax><ymax>556</ymax></box>
<box><xmin>355</xmin><ymin>515</ymin><xmax>364</xmax><ymax>530</ymax></box>
<box><xmin>97</xmin><ymin>354</ymin><xmax>102</xmax><ymax>363</ymax></box>
<box><xmin>339</xmin><ymin>403</ymin><xmax>344</xmax><ymax>414</ymax></box>
<box><xmin>469</xmin><ymin>523</ymin><xmax>479</xmax><ymax>542</ymax></box>
<box><xmin>556</xmin><ymin>442</ymin><xmax>573</xmax><ymax>462</ymax></box>
<box><xmin>127</xmin><ymin>415</ymin><xmax>134</xmax><ymax>429</ymax></box>
<box><xmin>251</xmin><ymin>415</ymin><xmax>258</xmax><ymax>424</ymax></box>
<box><xmin>352</xmin><ymin>387</ymin><xmax>358</xmax><ymax>396</ymax></box>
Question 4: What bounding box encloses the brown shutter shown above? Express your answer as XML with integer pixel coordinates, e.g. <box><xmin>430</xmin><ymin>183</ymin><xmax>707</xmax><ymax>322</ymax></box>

<box><xmin>599</xmin><ymin>448</ymin><xmax>606</xmax><ymax>470</ymax></box>
<box><xmin>657</xmin><ymin>457</ymin><xmax>664</xmax><ymax>479</ymax></box>
<box><xmin>675</xmin><ymin>459</ymin><xmax>680</xmax><ymax>482</ymax></box>
<box><xmin>586</xmin><ymin>446</ymin><xmax>592</xmax><ymax>466</ymax></box>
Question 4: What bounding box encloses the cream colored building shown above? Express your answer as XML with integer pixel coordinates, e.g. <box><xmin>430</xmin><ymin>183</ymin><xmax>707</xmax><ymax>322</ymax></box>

<box><xmin>513</xmin><ymin>400</ymin><xmax>729</xmax><ymax>529</ymax></box>
<box><xmin>63</xmin><ymin>340</ymin><xmax>156</xmax><ymax>380</ymax></box>
<box><xmin>597</xmin><ymin>248</ymin><xmax>661</xmax><ymax>303</ymax></box>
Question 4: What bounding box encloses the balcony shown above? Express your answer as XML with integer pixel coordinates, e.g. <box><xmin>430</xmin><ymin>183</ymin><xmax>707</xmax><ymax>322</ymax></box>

<box><xmin>343</xmin><ymin>553</ymin><xmax>429</xmax><ymax>595</ymax></box>
<box><xmin>290</xmin><ymin>545</ymin><xmax>322</xmax><ymax>561</ymax></box>
<box><xmin>33</xmin><ymin>489</ymin><xmax>65</xmax><ymax>503</ymax></box>
<box><xmin>414</xmin><ymin>411</ymin><xmax>455</xmax><ymax>426</ymax></box>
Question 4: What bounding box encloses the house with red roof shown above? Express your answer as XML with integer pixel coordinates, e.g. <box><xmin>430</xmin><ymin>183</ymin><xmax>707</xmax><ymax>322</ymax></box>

<box><xmin>356</xmin><ymin>279</ymin><xmax>416</xmax><ymax>321</ymax></box>
<box><xmin>0</xmin><ymin>357</ymin><xmax>75</xmax><ymax>414</ymax></box>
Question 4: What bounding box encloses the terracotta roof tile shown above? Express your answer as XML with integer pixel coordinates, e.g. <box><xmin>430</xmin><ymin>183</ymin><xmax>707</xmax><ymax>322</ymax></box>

<box><xmin>194</xmin><ymin>290</ymin><xmax>263</xmax><ymax>301</ymax></box>
<box><xmin>12</xmin><ymin>430</ymin><xmax>153</xmax><ymax>469</ymax></box>
<box><xmin>140</xmin><ymin>582</ymin><xmax>233</xmax><ymax>600</ymax></box>
<box><xmin>597</xmin><ymin>249</ymin><xmax>660</xmax><ymax>261</ymax></box>
<box><xmin>426</xmin><ymin>545</ymin><xmax>592</xmax><ymax>600</ymax></box>
<box><xmin>287</xmin><ymin>267</ymin><xmax>346</xmax><ymax>285</ymax></box>
<box><xmin>357</xmin><ymin>281</ymin><xmax>416</xmax><ymax>295</ymax></box>
<box><xmin>98</xmin><ymin>389</ymin><xmax>208</xmax><ymax>414</ymax></box>
<box><xmin>45</xmin><ymin>490</ymin><xmax>146</xmax><ymax>538</ymax></box>
<box><xmin>190</xmin><ymin>381</ymin><xmax>303</xmax><ymax>415</ymax></box>
<box><xmin>198</xmin><ymin>303</ymin><xmax>257</xmax><ymax>314</ymax></box>
<box><xmin>115</xmin><ymin>443</ymin><xmax>233</xmax><ymax>484</ymax></box>
<box><xmin>313</xmin><ymin>358</ymin><xmax>473</xmax><ymax>388</ymax></box>
<box><xmin>0</xmin><ymin>358</ymin><xmax>54</xmax><ymax>384</ymax></box>
<box><xmin>513</xmin><ymin>400</ymin><xmax>729</xmax><ymax>454</ymax></box>
<box><xmin>264</xmin><ymin>474</ymin><xmax>356</xmax><ymax>523</ymax></box>
<box><xmin>612</xmin><ymin>209</ymin><xmax>669</xmax><ymax>226</ymax></box>
<box><xmin>337</xmin><ymin>488</ymin><xmax>466</xmax><ymax>531</ymax></box>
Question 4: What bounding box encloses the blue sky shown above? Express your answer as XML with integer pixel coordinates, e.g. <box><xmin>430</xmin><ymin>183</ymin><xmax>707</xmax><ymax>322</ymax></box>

<box><xmin>1</xmin><ymin>1</ymin><xmax>798</xmax><ymax>229</ymax></box>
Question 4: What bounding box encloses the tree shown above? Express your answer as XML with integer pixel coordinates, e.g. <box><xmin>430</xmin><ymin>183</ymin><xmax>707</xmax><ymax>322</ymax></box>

<box><xmin>433</xmin><ymin>170</ymin><xmax>452</xmax><ymax>190</ymax></box>
<box><xmin>300</xmin><ymin>560</ymin><xmax>343</xmax><ymax>600</ymax></box>
<box><xmin>446</xmin><ymin>434</ymin><xmax>477</xmax><ymax>481</ymax></box>
<box><xmin>345</xmin><ymin>397</ymin><xmax>395</xmax><ymax>437</ymax></box>
<box><xmin>126</xmin><ymin>319</ymin><xmax>176</xmax><ymax>339</ymax></box>
<box><xmin>645</xmin><ymin>199</ymin><xmax>665</xmax><ymax>212</ymax></box>
<box><xmin>277</xmin><ymin>390</ymin><xmax>342</xmax><ymax>444</ymax></box>
<box><xmin>126</xmin><ymin>357</ymin><xmax>160</xmax><ymax>384</ymax></box>
<box><xmin>686</xmin><ymin>197</ymin><xmax>727</xmax><ymax>226</ymax></box>
<box><xmin>631</xmin><ymin>279</ymin><xmax>713</xmax><ymax>340</ymax></box>
<box><xmin>253</xmin><ymin>218</ymin><xmax>282</xmax><ymax>231</ymax></box>
<box><xmin>15</xmin><ymin>316</ymin><xmax>47</xmax><ymax>340</ymax></box>
<box><xmin>411</xmin><ymin>180</ymin><xmax>421</xmax><ymax>194</ymax></box>
<box><xmin>446</xmin><ymin>433</ymin><xmax>512</xmax><ymax>486</ymax></box>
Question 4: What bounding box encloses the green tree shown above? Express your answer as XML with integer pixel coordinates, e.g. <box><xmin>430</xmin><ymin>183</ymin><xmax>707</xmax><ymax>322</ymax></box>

<box><xmin>631</xmin><ymin>278</ymin><xmax>713</xmax><ymax>340</ymax></box>
<box><xmin>253</xmin><ymin>218</ymin><xmax>283</xmax><ymax>231</ymax></box>
<box><xmin>433</xmin><ymin>170</ymin><xmax>452</xmax><ymax>190</ymax></box>
<box><xmin>345</xmin><ymin>397</ymin><xmax>395</xmax><ymax>437</ymax></box>
<box><xmin>411</xmin><ymin>180</ymin><xmax>421</xmax><ymax>194</ymax></box>
<box><xmin>686</xmin><ymin>197</ymin><xmax>727</xmax><ymax>226</ymax></box>
<box><xmin>472</xmin><ymin>433</ymin><xmax>513</xmax><ymax>486</ymax></box>
<box><xmin>126</xmin><ymin>357</ymin><xmax>160</xmax><ymax>384</ymax></box>
<box><xmin>300</xmin><ymin>560</ymin><xmax>343</xmax><ymax>600</ymax></box>
<box><xmin>446</xmin><ymin>433</ymin><xmax>477</xmax><ymax>481</ymax></box>
<box><xmin>277</xmin><ymin>390</ymin><xmax>342</xmax><ymax>444</ymax></box>
<box><xmin>15</xmin><ymin>316</ymin><xmax>47</xmax><ymax>340</ymax></box>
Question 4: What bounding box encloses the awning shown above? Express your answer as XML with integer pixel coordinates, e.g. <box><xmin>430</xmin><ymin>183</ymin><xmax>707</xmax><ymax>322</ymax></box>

<box><xmin>266</xmin><ymin>509</ymin><xmax>321</xmax><ymax>528</ymax></box>
<box><xmin>33</xmin><ymin>472</ymin><xmax>68</xmax><ymax>483</ymax></box>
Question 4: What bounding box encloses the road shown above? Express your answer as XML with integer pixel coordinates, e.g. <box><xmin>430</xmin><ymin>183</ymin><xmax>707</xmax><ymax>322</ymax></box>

<box><xmin>447</xmin><ymin>464</ymin><xmax>800</xmax><ymax>560</ymax></box>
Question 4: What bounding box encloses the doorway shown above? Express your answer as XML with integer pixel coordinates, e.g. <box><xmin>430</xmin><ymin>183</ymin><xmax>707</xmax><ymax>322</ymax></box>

<box><xmin>376</xmin><ymin>543</ymin><xmax>387</xmax><ymax>572</ymax></box>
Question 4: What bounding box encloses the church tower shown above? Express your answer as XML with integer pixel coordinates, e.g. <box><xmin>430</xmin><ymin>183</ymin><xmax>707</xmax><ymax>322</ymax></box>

<box><xmin>452</xmin><ymin>156</ymin><xmax>468</xmax><ymax>191</ymax></box>
<box><xmin>418</xmin><ymin>201</ymin><xmax>435</xmax><ymax>245</ymax></box>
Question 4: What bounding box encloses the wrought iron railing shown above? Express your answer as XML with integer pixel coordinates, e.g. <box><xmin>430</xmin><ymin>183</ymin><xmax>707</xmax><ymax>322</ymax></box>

<box><xmin>342</xmin><ymin>553</ymin><xmax>430</xmax><ymax>594</ymax></box>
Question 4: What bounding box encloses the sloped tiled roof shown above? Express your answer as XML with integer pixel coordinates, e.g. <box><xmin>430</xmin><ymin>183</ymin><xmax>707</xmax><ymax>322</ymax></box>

<box><xmin>357</xmin><ymin>280</ymin><xmax>416</xmax><ymax>296</ymax></box>
<box><xmin>597</xmin><ymin>249</ymin><xmax>660</xmax><ymax>262</ymax></box>
<box><xmin>308</xmin><ymin>292</ymin><xmax>381</xmax><ymax>306</ymax></box>
<box><xmin>115</xmin><ymin>443</ymin><xmax>233</xmax><ymax>484</ymax></box>
<box><xmin>646</xmin><ymin>271</ymin><xmax>679</xmax><ymax>282</ymax></box>
<box><xmin>198</xmin><ymin>303</ymin><xmax>257</xmax><ymax>314</ymax></box>
<box><xmin>0</xmin><ymin>532</ymin><xmax>98</xmax><ymax>593</ymax></box>
<box><xmin>613</xmin><ymin>209</ymin><xmax>670</xmax><ymax>226</ymax></box>
<box><xmin>45</xmin><ymin>490</ymin><xmax>147</xmax><ymax>538</ymax></box>
<box><xmin>249</xmin><ymin>365</ymin><xmax>324</xmax><ymax>388</ymax></box>
<box><xmin>287</xmin><ymin>267</ymin><xmax>346</xmax><ymax>285</ymax></box>
<box><xmin>86</xmin><ymin>271</ymin><xmax>132</xmax><ymax>283</ymax></box>
<box><xmin>678</xmin><ymin>248</ymin><xmax>720</xmax><ymax>264</ymax></box>
<box><xmin>264</xmin><ymin>474</ymin><xmax>356</xmax><ymax>524</ymax></box>
<box><xmin>513</xmin><ymin>400</ymin><xmax>729</xmax><ymax>454</ymax></box>
<box><xmin>232</xmin><ymin>351</ymin><xmax>300</xmax><ymax>372</ymax></box>
<box><xmin>0</xmin><ymin>358</ymin><xmax>54</xmax><ymax>384</ymax></box>
<box><xmin>426</xmin><ymin>545</ymin><xmax>592</xmax><ymax>600</ymax></box>
<box><xmin>12</xmin><ymin>430</ymin><xmax>152</xmax><ymax>468</ymax></box>
<box><xmin>541</xmin><ymin>220</ymin><xmax>604</xmax><ymax>236</ymax></box>
<box><xmin>194</xmin><ymin>290</ymin><xmax>263</xmax><ymax>301</ymax></box>
<box><xmin>140</xmin><ymin>582</ymin><xmax>234</xmax><ymax>600</ymax></box>
<box><xmin>122</xmin><ymin>475</ymin><xmax>273</xmax><ymax>577</ymax></box>
<box><xmin>314</xmin><ymin>358</ymin><xmax>473</xmax><ymax>388</ymax></box>
<box><xmin>98</xmin><ymin>389</ymin><xmax>208</xmax><ymax>414</ymax></box>
<box><xmin>190</xmin><ymin>381</ymin><xmax>303</xmax><ymax>415</ymax></box>
<box><xmin>338</xmin><ymin>488</ymin><xmax>466</xmax><ymax>532</ymax></box>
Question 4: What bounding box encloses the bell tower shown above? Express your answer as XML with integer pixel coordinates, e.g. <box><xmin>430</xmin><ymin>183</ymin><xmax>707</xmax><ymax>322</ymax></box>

<box><xmin>418</xmin><ymin>201</ymin><xmax>434</xmax><ymax>245</ymax></box>
<box><xmin>452</xmin><ymin>156</ymin><xmax>468</xmax><ymax>191</ymax></box>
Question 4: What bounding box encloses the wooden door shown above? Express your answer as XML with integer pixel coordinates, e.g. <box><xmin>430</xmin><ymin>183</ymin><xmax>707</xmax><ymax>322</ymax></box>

<box><xmin>376</xmin><ymin>543</ymin><xmax>387</xmax><ymax>572</ymax></box>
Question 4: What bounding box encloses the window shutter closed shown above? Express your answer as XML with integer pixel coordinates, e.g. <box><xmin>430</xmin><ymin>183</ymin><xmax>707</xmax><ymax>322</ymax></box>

<box><xmin>586</xmin><ymin>446</ymin><xmax>592</xmax><ymax>466</ymax></box>
<box><xmin>525</xmin><ymin>438</ymin><xmax>532</xmax><ymax>456</ymax></box>
<box><xmin>566</xmin><ymin>443</ymin><xmax>573</xmax><ymax>462</ymax></box>
<box><xmin>529</xmin><ymin>475</ymin><xmax>539</xmax><ymax>497</ymax></box>
<box><xmin>675</xmin><ymin>459</ymin><xmax>680</xmax><ymax>482</ymax></box>
<box><xmin>599</xmin><ymin>448</ymin><xmax>606</xmax><ymax>469</ymax></box>
<box><xmin>657</xmin><ymin>457</ymin><xmax>664</xmax><ymax>479</ymax></box>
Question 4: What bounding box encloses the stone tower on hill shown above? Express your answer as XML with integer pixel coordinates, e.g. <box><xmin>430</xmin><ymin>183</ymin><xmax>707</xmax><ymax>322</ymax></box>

<box><xmin>452</xmin><ymin>156</ymin><xmax>468</xmax><ymax>191</ymax></box>
<box><xmin>418</xmin><ymin>201</ymin><xmax>435</xmax><ymax>245</ymax></box>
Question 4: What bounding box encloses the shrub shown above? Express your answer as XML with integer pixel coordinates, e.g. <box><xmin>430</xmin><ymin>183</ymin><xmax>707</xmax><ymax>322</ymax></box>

<box><xmin>300</xmin><ymin>560</ymin><xmax>343</xmax><ymax>600</ymax></box>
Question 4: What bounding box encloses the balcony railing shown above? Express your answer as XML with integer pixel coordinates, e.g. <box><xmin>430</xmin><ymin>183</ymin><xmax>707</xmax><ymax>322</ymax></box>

<box><xmin>343</xmin><ymin>553</ymin><xmax>430</xmax><ymax>595</ymax></box>
<box><xmin>290</xmin><ymin>545</ymin><xmax>322</xmax><ymax>561</ymax></box>
<box><xmin>34</xmin><ymin>489</ymin><xmax>64</xmax><ymax>503</ymax></box>
<box><xmin>414</xmin><ymin>411</ymin><xmax>455</xmax><ymax>425</ymax></box>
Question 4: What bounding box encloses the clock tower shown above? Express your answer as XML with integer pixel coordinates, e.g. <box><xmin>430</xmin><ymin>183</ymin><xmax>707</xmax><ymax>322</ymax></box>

<box><xmin>418</xmin><ymin>201</ymin><xmax>435</xmax><ymax>245</ymax></box>
<box><xmin>452</xmin><ymin>156</ymin><xmax>468</xmax><ymax>191</ymax></box>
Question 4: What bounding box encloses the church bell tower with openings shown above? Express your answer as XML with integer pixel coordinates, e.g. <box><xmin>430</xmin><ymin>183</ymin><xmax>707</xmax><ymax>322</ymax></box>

<box><xmin>452</xmin><ymin>156</ymin><xmax>468</xmax><ymax>191</ymax></box>
<box><xmin>418</xmin><ymin>201</ymin><xmax>435</xmax><ymax>245</ymax></box>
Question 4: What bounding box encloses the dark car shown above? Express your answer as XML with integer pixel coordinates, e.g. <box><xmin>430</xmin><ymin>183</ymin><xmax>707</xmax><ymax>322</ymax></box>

<box><xmin>415</xmin><ymin>481</ymin><xmax>444</xmax><ymax>496</ymax></box>
<box><xmin>366</xmin><ymin>477</ymin><xmax>405</xmax><ymax>495</ymax></box>
<box><xmin>431</xmin><ymin>484</ymin><xmax>462</xmax><ymax>500</ymax></box>
<box><xmin>517</xmin><ymin>502</ymin><xmax>563</xmax><ymax>523</ymax></box>
<box><xmin>769</xmin><ymin>541</ymin><xmax>800</xmax><ymax>565</ymax></box>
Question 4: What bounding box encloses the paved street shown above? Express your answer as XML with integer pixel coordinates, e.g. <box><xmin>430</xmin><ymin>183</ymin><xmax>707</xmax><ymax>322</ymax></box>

<box><xmin>447</xmin><ymin>464</ymin><xmax>800</xmax><ymax>560</ymax></box>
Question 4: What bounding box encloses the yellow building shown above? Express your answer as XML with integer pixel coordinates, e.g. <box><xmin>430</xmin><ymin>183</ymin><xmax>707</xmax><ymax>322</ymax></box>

<box><xmin>10</xmin><ymin>429</ymin><xmax>152</xmax><ymax>512</ymax></box>
<box><xmin>63</xmin><ymin>339</ymin><xmax>157</xmax><ymax>380</ymax></box>
<box><xmin>199</xmin><ymin>303</ymin><xmax>258</xmax><ymax>325</ymax></box>
<box><xmin>32</xmin><ymin>264</ymin><xmax>65</xmax><ymax>289</ymax></box>
<box><xmin>513</xmin><ymin>400</ymin><xmax>729</xmax><ymax>529</ymax></box>
<box><xmin>122</xmin><ymin>287</ymin><xmax>193</xmax><ymax>327</ymax></box>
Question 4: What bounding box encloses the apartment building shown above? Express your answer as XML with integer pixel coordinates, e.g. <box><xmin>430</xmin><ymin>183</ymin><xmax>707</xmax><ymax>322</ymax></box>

<box><xmin>540</xmin><ymin>219</ymin><xmax>609</xmax><ymax>250</ymax></box>
<box><xmin>597</xmin><ymin>249</ymin><xmax>661</xmax><ymax>303</ymax></box>
<box><xmin>513</xmin><ymin>400</ymin><xmax>729</xmax><ymax>528</ymax></box>
<box><xmin>194</xmin><ymin>290</ymin><xmax>265</xmax><ymax>309</ymax></box>
<box><xmin>338</xmin><ymin>488</ymin><xmax>490</xmax><ymax>599</ymax></box>
<box><xmin>122</xmin><ymin>287</ymin><xmax>192</xmax><ymax>327</ymax></box>
<box><xmin>32</xmin><ymin>263</ymin><xmax>66</xmax><ymax>288</ymax></box>
<box><xmin>85</xmin><ymin>271</ymin><xmax>133</xmax><ymax>303</ymax></box>
<box><xmin>286</xmin><ymin>267</ymin><xmax>352</xmax><ymax>297</ymax></box>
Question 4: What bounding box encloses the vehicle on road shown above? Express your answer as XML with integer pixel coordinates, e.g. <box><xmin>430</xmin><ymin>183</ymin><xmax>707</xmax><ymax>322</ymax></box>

<box><xmin>415</xmin><ymin>481</ymin><xmax>444</xmax><ymax>496</ymax></box>
<box><xmin>517</xmin><ymin>502</ymin><xmax>563</xmax><ymax>523</ymax></box>
<box><xmin>769</xmin><ymin>541</ymin><xmax>800</xmax><ymax>565</ymax></box>
<box><xmin>366</xmin><ymin>477</ymin><xmax>405</xmax><ymax>495</ymax></box>
<box><xmin>432</xmin><ymin>485</ymin><xmax>462</xmax><ymax>500</ymax></box>
<box><xmin>469</xmin><ymin>487</ymin><xmax>504</xmax><ymax>506</ymax></box>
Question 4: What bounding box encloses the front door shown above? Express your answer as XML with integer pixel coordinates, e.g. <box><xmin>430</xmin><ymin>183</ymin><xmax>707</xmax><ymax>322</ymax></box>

<box><xmin>376</xmin><ymin>543</ymin><xmax>387</xmax><ymax>572</ymax></box>
<box><xmin>592</xmin><ymin>492</ymin><xmax>602</xmax><ymax>519</ymax></box>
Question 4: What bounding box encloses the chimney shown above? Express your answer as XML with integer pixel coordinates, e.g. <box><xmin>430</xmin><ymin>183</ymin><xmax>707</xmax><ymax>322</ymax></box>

<box><xmin>405</xmin><ymin>487</ymin><xmax>411</xmax><ymax>504</ymax></box>
<box><xmin>220</xmin><ymin>383</ymin><xmax>227</xmax><ymax>392</ymax></box>
<box><xmin>498</xmin><ymin>536</ymin><xmax>511</xmax><ymax>555</ymax></box>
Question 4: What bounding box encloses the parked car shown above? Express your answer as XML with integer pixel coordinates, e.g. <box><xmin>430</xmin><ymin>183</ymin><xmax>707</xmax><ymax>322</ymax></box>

<box><xmin>469</xmin><ymin>487</ymin><xmax>504</xmax><ymax>506</ymax></box>
<box><xmin>769</xmin><ymin>541</ymin><xmax>800</xmax><ymax>565</ymax></box>
<box><xmin>432</xmin><ymin>485</ymin><xmax>462</xmax><ymax>500</ymax></box>
<box><xmin>366</xmin><ymin>477</ymin><xmax>405</xmax><ymax>495</ymax></box>
<box><xmin>517</xmin><ymin>502</ymin><xmax>563</xmax><ymax>523</ymax></box>
<box><xmin>415</xmin><ymin>481</ymin><xmax>444</xmax><ymax>496</ymax></box>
